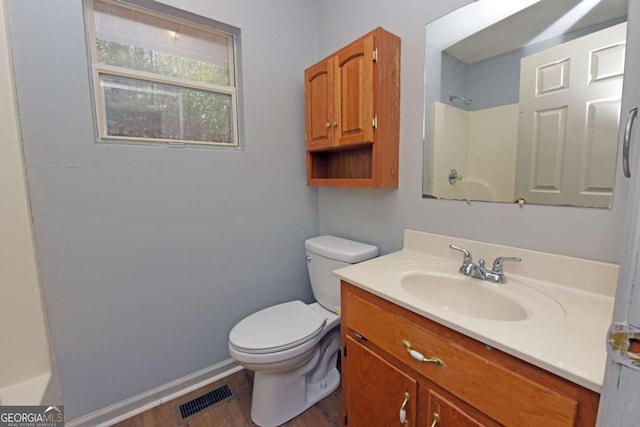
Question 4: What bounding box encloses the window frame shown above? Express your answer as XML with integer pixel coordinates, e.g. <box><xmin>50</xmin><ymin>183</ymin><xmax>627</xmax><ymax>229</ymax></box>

<box><xmin>86</xmin><ymin>0</ymin><xmax>242</xmax><ymax>148</ymax></box>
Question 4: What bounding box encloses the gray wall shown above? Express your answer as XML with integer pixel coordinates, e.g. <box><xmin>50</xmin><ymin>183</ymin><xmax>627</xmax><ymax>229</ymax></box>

<box><xmin>7</xmin><ymin>0</ymin><xmax>318</xmax><ymax>420</ymax></box>
<box><xmin>316</xmin><ymin>0</ymin><xmax>629</xmax><ymax>263</ymax></box>
<box><xmin>440</xmin><ymin>52</ymin><xmax>469</xmax><ymax>110</ymax></box>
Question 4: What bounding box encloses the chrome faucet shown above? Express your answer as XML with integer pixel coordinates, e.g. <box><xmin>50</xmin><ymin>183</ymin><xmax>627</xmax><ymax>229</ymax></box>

<box><xmin>449</xmin><ymin>244</ymin><xmax>474</xmax><ymax>275</ymax></box>
<box><xmin>450</xmin><ymin>245</ymin><xmax>521</xmax><ymax>284</ymax></box>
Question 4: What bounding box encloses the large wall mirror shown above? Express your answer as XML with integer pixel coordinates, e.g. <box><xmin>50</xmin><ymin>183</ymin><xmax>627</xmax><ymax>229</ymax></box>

<box><xmin>423</xmin><ymin>0</ymin><xmax>628</xmax><ymax>208</ymax></box>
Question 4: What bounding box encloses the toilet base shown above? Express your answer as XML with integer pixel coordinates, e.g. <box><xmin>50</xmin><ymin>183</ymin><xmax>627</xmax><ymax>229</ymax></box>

<box><xmin>250</xmin><ymin>329</ymin><xmax>341</xmax><ymax>427</ymax></box>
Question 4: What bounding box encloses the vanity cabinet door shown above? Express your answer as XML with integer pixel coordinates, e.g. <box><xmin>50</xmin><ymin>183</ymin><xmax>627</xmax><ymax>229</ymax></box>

<box><xmin>420</xmin><ymin>386</ymin><xmax>502</xmax><ymax>427</ymax></box>
<box><xmin>343</xmin><ymin>335</ymin><xmax>418</xmax><ymax>427</ymax></box>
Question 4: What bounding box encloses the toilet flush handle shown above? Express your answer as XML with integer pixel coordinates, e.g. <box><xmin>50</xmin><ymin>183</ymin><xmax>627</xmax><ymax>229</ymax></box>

<box><xmin>306</xmin><ymin>256</ymin><xmax>311</xmax><ymax>262</ymax></box>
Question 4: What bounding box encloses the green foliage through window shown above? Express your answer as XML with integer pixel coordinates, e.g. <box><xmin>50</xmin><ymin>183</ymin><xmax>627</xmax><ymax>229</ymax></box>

<box><xmin>96</xmin><ymin>40</ymin><xmax>230</xmax><ymax>86</ymax></box>
<box><xmin>90</xmin><ymin>0</ymin><xmax>239</xmax><ymax>146</ymax></box>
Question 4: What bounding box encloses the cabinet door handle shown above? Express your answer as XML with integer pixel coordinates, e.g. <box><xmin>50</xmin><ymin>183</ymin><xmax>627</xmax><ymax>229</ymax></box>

<box><xmin>402</xmin><ymin>340</ymin><xmax>443</xmax><ymax>366</ymax></box>
<box><xmin>399</xmin><ymin>391</ymin><xmax>409</xmax><ymax>425</ymax></box>
<box><xmin>623</xmin><ymin>107</ymin><xmax>638</xmax><ymax>178</ymax></box>
<box><xmin>430</xmin><ymin>412</ymin><xmax>440</xmax><ymax>427</ymax></box>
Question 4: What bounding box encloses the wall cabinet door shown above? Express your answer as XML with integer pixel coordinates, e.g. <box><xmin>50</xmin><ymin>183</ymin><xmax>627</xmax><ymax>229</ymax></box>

<box><xmin>334</xmin><ymin>34</ymin><xmax>375</xmax><ymax>148</ymax></box>
<box><xmin>305</xmin><ymin>60</ymin><xmax>334</xmax><ymax>151</ymax></box>
<box><xmin>343</xmin><ymin>335</ymin><xmax>418</xmax><ymax>427</ymax></box>
<box><xmin>305</xmin><ymin>34</ymin><xmax>375</xmax><ymax>151</ymax></box>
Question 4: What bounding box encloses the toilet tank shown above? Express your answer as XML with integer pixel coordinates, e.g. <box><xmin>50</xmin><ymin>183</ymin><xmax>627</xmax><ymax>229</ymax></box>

<box><xmin>305</xmin><ymin>236</ymin><xmax>378</xmax><ymax>313</ymax></box>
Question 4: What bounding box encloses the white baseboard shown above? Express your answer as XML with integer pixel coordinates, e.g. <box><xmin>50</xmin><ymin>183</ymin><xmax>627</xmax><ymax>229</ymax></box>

<box><xmin>67</xmin><ymin>359</ymin><xmax>243</xmax><ymax>427</ymax></box>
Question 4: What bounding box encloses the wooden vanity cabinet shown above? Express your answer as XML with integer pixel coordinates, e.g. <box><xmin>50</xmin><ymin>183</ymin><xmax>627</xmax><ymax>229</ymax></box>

<box><xmin>344</xmin><ymin>333</ymin><xmax>497</xmax><ymax>427</ymax></box>
<box><xmin>340</xmin><ymin>281</ymin><xmax>600</xmax><ymax>427</ymax></box>
<box><xmin>304</xmin><ymin>27</ymin><xmax>400</xmax><ymax>188</ymax></box>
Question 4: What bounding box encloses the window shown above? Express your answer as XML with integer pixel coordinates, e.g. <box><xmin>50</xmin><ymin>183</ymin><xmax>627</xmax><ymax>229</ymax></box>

<box><xmin>88</xmin><ymin>0</ymin><xmax>240</xmax><ymax>147</ymax></box>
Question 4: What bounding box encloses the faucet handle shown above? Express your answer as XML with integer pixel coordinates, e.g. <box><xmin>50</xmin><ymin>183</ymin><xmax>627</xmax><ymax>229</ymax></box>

<box><xmin>491</xmin><ymin>256</ymin><xmax>522</xmax><ymax>273</ymax></box>
<box><xmin>449</xmin><ymin>244</ymin><xmax>472</xmax><ymax>264</ymax></box>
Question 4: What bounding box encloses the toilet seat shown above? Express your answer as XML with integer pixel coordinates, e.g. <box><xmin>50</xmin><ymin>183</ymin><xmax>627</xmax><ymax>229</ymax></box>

<box><xmin>229</xmin><ymin>300</ymin><xmax>326</xmax><ymax>354</ymax></box>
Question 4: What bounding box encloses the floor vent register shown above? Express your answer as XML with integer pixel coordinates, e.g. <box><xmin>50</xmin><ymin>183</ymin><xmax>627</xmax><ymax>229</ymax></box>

<box><xmin>177</xmin><ymin>384</ymin><xmax>233</xmax><ymax>421</ymax></box>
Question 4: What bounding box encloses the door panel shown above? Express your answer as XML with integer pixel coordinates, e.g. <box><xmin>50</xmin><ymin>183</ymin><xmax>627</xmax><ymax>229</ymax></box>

<box><xmin>598</xmin><ymin>107</ymin><xmax>640</xmax><ymax>424</ymax></box>
<box><xmin>582</xmin><ymin>100</ymin><xmax>620</xmax><ymax>192</ymax></box>
<box><xmin>530</xmin><ymin>107</ymin><xmax>567</xmax><ymax>192</ymax></box>
<box><xmin>597</xmin><ymin>2</ymin><xmax>640</xmax><ymax>424</ymax></box>
<box><xmin>516</xmin><ymin>22</ymin><xmax>626</xmax><ymax>207</ymax></box>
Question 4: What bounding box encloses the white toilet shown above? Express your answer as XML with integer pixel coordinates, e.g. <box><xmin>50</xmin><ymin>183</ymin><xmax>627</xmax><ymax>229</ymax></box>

<box><xmin>228</xmin><ymin>235</ymin><xmax>378</xmax><ymax>427</ymax></box>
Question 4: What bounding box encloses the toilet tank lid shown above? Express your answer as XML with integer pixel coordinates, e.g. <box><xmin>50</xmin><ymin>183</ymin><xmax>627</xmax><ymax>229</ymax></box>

<box><xmin>305</xmin><ymin>235</ymin><xmax>378</xmax><ymax>263</ymax></box>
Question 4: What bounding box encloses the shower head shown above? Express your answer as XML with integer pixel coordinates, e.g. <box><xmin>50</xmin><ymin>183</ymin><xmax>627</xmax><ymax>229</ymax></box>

<box><xmin>449</xmin><ymin>95</ymin><xmax>472</xmax><ymax>106</ymax></box>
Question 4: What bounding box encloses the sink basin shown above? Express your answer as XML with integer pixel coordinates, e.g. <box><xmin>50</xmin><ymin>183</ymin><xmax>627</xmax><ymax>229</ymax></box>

<box><xmin>401</xmin><ymin>272</ymin><xmax>527</xmax><ymax>321</ymax></box>
<box><xmin>383</xmin><ymin>263</ymin><xmax>565</xmax><ymax>322</ymax></box>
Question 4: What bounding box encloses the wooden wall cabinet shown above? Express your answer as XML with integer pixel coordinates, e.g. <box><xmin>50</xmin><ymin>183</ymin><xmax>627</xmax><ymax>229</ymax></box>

<box><xmin>341</xmin><ymin>282</ymin><xmax>600</xmax><ymax>427</ymax></box>
<box><xmin>304</xmin><ymin>27</ymin><xmax>400</xmax><ymax>188</ymax></box>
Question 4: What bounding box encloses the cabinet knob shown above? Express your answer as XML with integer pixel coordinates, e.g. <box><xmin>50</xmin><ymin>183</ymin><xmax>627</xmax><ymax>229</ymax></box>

<box><xmin>331</xmin><ymin>121</ymin><xmax>337</xmax><ymax>127</ymax></box>
<box><xmin>402</xmin><ymin>340</ymin><xmax>443</xmax><ymax>366</ymax></box>
<box><xmin>325</xmin><ymin>122</ymin><xmax>331</xmax><ymax>128</ymax></box>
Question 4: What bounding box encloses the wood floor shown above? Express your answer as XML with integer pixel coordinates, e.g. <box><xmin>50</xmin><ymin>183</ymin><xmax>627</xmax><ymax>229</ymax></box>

<box><xmin>112</xmin><ymin>369</ymin><xmax>342</xmax><ymax>427</ymax></box>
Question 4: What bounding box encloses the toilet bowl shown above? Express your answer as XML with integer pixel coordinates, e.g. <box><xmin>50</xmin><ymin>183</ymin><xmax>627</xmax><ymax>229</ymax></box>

<box><xmin>227</xmin><ymin>236</ymin><xmax>378</xmax><ymax>427</ymax></box>
<box><xmin>229</xmin><ymin>301</ymin><xmax>341</xmax><ymax>426</ymax></box>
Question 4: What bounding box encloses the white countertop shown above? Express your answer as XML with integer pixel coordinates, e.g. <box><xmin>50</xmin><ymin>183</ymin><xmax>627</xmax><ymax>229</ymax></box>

<box><xmin>334</xmin><ymin>230</ymin><xmax>617</xmax><ymax>392</ymax></box>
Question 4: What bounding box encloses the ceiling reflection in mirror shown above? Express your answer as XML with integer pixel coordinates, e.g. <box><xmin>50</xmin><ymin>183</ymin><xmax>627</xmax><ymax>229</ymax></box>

<box><xmin>422</xmin><ymin>0</ymin><xmax>628</xmax><ymax>208</ymax></box>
